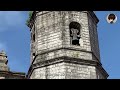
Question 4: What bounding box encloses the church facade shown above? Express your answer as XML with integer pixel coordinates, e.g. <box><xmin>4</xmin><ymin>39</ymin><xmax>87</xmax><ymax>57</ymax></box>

<box><xmin>0</xmin><ymin>11</ymin><xmax>109</xmax><ymax>79</ymax></box>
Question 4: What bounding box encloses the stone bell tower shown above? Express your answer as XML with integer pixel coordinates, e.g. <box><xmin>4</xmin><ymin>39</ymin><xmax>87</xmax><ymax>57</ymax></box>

<box><xmin>27</xmin><ymin>11</ymin><xmax>109</xmax><ymax>79</ymax></box>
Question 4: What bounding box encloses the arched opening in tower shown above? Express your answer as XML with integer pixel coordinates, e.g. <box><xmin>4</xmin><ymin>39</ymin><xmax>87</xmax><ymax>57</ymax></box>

<box><xmin>69</xmin><ymin>21</ymin><xmax>81</xmax><ymax>46</ymax></box>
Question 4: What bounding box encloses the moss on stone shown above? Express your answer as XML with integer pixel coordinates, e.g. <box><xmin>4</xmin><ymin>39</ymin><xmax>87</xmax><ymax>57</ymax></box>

<box><xmin>26</xmin><ymin>11</ymin><xmax>33</xmax><ymax>26</ymax></box>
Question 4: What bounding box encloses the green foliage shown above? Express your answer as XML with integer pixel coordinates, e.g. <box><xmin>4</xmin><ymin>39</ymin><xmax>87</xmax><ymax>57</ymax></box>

<box><xmin>26</xmin><ymin>19</ymin><xmax>30</xmax><ymax>26</ymax></box>
<box><xmin>29</xmin><ymin>11</ymin><xmax>33</xmax><ymax>18</ymax></box>
<box><xmin>26</xmin><ymin>11</ymin><xmax>33</xmax><ymax>26</ymax></box>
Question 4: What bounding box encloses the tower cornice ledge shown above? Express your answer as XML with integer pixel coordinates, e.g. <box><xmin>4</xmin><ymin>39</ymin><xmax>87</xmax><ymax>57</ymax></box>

<box><xmin>27</xmin><ymin>56</ymin><xmax>108</xmax><ymax>79</ymax></box>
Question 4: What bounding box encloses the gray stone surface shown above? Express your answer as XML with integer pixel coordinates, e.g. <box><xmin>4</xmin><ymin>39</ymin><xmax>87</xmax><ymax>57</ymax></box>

<box><xmin>30</xmin><ymin>62</ymin><xmax>97</xmax><ymax>79</ymax></box>
<box><xmin>30</xmin><ymin>62</ymin><xmax>65</xmax><ymax>79</ymax></box>
<box><xmin>28</xmin><ymin>11</ymin><xmax>109</xmax><ymax>79</ymax></box>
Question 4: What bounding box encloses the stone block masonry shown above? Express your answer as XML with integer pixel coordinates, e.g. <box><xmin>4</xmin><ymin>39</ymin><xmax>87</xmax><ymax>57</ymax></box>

<box><xmin>27</xmin><ymin>11</ymin><xmax>109</xmax><ymax>79</ymax></box>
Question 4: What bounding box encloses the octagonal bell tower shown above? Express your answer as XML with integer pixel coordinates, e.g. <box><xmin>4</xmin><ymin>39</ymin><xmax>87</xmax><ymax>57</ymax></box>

<box><xmin>27</xmin><ymin>11</ymin><xmax>108</xmax><ymax>79</ymax></box>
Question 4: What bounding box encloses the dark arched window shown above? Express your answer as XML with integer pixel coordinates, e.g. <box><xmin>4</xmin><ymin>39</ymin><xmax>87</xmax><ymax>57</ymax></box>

<box><xmin>69</xmin><ymin>22</ymin><xmax>81</xmax><ymax>46</ymax></box>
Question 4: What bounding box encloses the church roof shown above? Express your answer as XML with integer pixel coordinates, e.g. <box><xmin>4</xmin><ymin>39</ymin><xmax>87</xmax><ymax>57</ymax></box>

<box><xmin>0</xmin><ymin>70</ymin><xmax>26</xmax><ymax>79</ymax></box>
<box><xmin>0</xmin><ymin>50</ymin><xmax>26</xmax><ymax>79</ymax></box>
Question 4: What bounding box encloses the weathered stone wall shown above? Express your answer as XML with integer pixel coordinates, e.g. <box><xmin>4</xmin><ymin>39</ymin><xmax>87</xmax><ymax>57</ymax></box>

<box><xmin>36</xmin><ymin>11</ymin><xmax>63</xmax><ymax>52</ymax></box>
<box><xmin>96</xmin><ymin>68</ymin><xmax>106</xmax><ymax>79</ymax></box>
<box><xmin>33</xmin><ymin>49</ymin><xmax>64</xmax><ymax>64</ymax></box>
<box><xmin>65</xmin><ymin>63</ymin><xmax>96</xmax><ymax>79</ymax></box>
<box><xmin>30</xmin><ymin>62</ymin><xmax>65</xmax><ymax>79</ymax></box>
<box><xmin>88</xmin><ymin>13</ymin><xmax>100</xmax><ymax>61</ymax></box>
<box><xmin>33</xmin><ymin>49</ymin><xmax>92</xmax><ymax>64</ymax></box>
<box><xmin>29</xmin><ymin>11</ymin><xmax>108</xmax><ymax>79</ymax></box>
<box><xmin>62</xmin><ymin>11</ymin><xmax>91</xmax><ymax>51</ymax></box>
<box><xmin>30</xmin><ymin>62</ymin><xmax>97</xmax><ymax>79</ymax></box>
<box><xmin>31</xmin><ymin>11</ymin><xmax>93</xmax><ymax>64</ymax></box>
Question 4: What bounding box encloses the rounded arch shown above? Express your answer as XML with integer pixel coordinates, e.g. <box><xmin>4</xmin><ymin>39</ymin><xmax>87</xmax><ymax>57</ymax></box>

<box><xmin>69</xmin><ymin>21</ymin><xmax>81</xmax><ymax>46</ymax></box>
<box><xmin>69</xmin><ymin>21</ymin><xmax>81</xmax><ymax>35</ymax></box>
